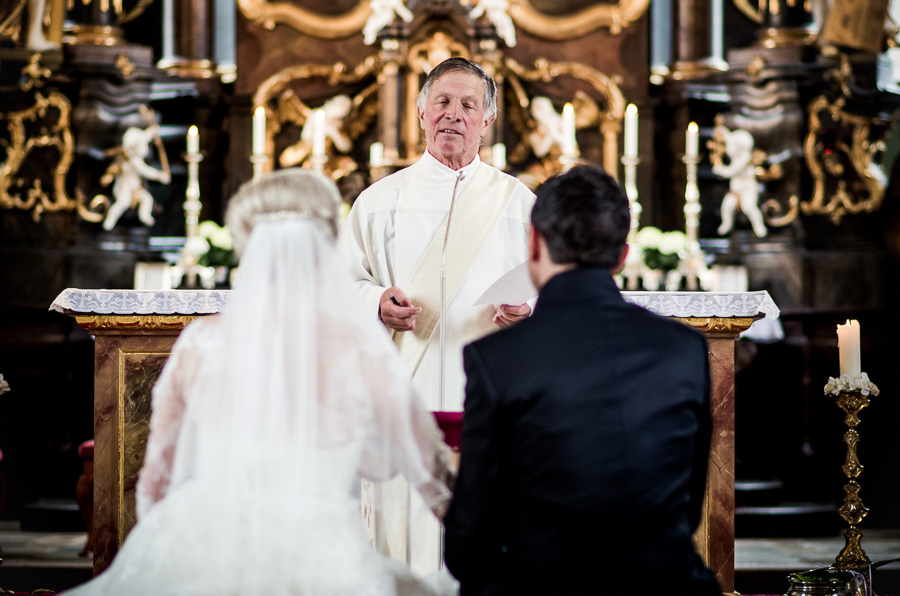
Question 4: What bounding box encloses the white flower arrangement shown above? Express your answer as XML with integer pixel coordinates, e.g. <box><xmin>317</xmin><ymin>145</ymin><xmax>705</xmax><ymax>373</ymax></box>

<box><xmin>634</xmin><ymin>226</ymin><xmax>687</xmax><ymax>272</ymax></box>
<box><xmin>0</xmin><ymin>373</ymin><xmax>10</xmax><ymax>395</ymax></box>
<box><xmin>196</xmin><ymin>221</ymin><xmax>239</xmax><ymax>269</ymax></box>
<box><xmin>824</xmin><ymin>372</ymin><xmax>880</xmax><ymax>396</ymax></box>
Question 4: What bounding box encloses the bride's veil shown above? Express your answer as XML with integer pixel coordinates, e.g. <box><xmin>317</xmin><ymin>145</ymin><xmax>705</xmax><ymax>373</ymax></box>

<box><xmin>165</xmin><ymin>169</ymin><xmax>447</xmax><ymax>594</ymax></box>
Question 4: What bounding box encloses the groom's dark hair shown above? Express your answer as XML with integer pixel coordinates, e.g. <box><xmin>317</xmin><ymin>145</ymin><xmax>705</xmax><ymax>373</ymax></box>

<box><xmin>531</xmin><ymin>165</ymin><xmax>630</xmax><ymax>268</ymax></box>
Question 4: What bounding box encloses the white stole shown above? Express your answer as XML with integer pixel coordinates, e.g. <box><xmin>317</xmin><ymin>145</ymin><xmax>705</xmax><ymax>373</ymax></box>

<box><xmin>393</xmin><ymin>163</ymin><xmax>520</xmax><ymax>375</ymax></box>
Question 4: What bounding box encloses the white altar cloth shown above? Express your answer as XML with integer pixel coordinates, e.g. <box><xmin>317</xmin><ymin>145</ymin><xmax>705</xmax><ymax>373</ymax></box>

<box><xmin>50</xmin><ymin>288</ymin><xmax>779</xmax><ymax>322</ymax></box>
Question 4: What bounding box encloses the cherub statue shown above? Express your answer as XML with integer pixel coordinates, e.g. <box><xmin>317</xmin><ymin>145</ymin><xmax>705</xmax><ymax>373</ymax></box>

<box><xmin>468</xmin><ymin>0</ymin><xmax>516</xmax><ymax>47</ymax></box>
<box><xmin>528</xmin><ymin>97</ymin><xmax>568</xmax><ymax>158</ymax></box>
<box><xmin>99</xmin><ymin>110</ymin><xmax>171</xmax><ymax>231</ymax></box>
<box><xmin>362</xmin><ymin>0</ymin><xmax>413</xmax><ymax>45</ymax></box>
<box><xmin>24</xmin><ymin>0</ymin><xmax>58</xmax><ymax>50</ymax></box>
<box><xmin>713</xmin><ymin>126</ymin><xmax>768</xmax><ymax>238</ymax></box>
<box><xmin>279</xmin><ymin>95</ymin><xmax>353</xmax><ymax>168</ymax></box>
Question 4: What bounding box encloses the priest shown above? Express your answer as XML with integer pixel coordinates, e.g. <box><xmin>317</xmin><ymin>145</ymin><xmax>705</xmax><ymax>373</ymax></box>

<box><xmin>337</xmin><ymin>57</ymin><xmax>535</xmax><ymax>575</ymax></box>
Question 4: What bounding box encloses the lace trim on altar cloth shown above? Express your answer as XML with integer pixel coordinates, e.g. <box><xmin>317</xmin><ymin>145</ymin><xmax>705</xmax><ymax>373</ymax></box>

<box><xmin>49</xmin><ymin>288</ymin><xmax>232</xmax><ymax>315</ymax></box>
<box><xmin>49</xmin><ymin>288</ymin><xmax>779</xmax><ymax>321</ymax></box>
<box><xmin>622</xmin><ymin>290</ymin><xmax>779</xmax><ymax>320</ymax></box>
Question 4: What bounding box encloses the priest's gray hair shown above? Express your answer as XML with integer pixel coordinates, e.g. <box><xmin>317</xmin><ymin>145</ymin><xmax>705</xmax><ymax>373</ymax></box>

<box><xmin>226</xmin><ymin>168</ymin><xmax>342</xmax><ymax>256</ymax></box>
<box><xmin>416</xmin><ymin>57</ymin><xmax>498</xmax><ymax>120</ymax></box>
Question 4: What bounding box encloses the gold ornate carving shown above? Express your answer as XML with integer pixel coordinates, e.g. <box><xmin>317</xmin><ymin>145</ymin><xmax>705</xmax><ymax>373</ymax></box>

<box><xmin>20</xmin><ymin>54</ymin><xmax>52</xmax><ymax>92</ymax></box>
<box><xmin>508</xmin><ymin>0</ymin><xmax>650</xmax><ymax>37</ymax></box>
<box><xmin>505</xmin><ymin>58</ymin><xmax>625</xmax><ymax>177</ymax></box>
<box><xmin>253</xmin><ymin>58</ymin><xmax>380</xmax><ymax>176</ymax></box>
<box><xmin>803</xmin><ymin>92</ymin><xmax>890</xmax><ymax>223</ymax></box>
<box><xmin>74</xmin><ymin>315</ymin><xmax>198</xmax><ymax>331</ymax></box>
<box><xmin>0</xmin><ymin>91</ymin><xmax>105</xmax><ymax>222</ymax></box>
<box><xmin>116</xmin><ymin>0</ymin><xmax>154</xmax><ymax>25</ymax></box>
<box><xmin>0</xmin><ymin>0</ymin><xmax>26</xmax><ymax>41</ymax></box>
<box><xmin>237</xmin><ymin>0</ymin><xmax>371</xmax><ymax>38</ymax></box>
<box><xmin>732</xmin><ymin>0</ymin><xmax>763</xmax><ymax>24</ymax></box>
<box><xmin>115</xmin><ymin>52</ymin><xmax>135</xmax><ymax>78</ymax></box>
<box><xmin>676</xmin><ymin>317</ymin><xmax>759</xmax><ymax>336</ymax></box>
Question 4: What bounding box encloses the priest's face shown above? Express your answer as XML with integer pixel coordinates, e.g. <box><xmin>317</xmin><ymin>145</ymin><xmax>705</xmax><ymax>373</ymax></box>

<box><xmin>418</xmin><ymin>71</ymin><xmax>495</xmax><ymax>170</ymax></box>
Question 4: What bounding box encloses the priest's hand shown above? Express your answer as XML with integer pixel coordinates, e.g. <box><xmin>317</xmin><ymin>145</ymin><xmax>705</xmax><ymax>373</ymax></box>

<box><xmin>379</xmin><ymin>287</ymin><xmax>421</xmax><ymax>332</ymax></box>
<box><xmin>492</xmin><ymin>303</ymin><xmax>531</xmax><ymax>328</ymax></box>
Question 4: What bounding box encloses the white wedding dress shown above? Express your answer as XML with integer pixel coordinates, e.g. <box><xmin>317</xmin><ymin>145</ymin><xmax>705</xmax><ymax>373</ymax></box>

<box><xmin>64</xmin><ymin>218</ymin><xmax>457</xmax><ymax>596</ymax></box>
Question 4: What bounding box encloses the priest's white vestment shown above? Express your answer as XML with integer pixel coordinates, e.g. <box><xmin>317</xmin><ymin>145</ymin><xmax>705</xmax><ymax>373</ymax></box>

<box><xmin>337</xmin><ymin>150</ymin><xmax>535</xmax><ymax>575</ymax></box>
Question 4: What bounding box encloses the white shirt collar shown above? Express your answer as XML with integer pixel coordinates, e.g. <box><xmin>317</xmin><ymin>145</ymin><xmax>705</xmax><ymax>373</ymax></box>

<box><xmin>422</xmin><ymin>149</ymin><xmax>481</xmax><ymax>182</ymax></box>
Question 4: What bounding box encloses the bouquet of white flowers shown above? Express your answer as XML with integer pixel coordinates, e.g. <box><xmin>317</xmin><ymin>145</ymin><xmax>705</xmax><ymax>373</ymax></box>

<box><xmin>197</xmin><ymin>221</ymin><xmax>239</xmax><ymax>270</ymax></box>
<box><xmin>0</xmin><ymin>373</ymin><xmax>10</xmax><ymax>394</ymax></box>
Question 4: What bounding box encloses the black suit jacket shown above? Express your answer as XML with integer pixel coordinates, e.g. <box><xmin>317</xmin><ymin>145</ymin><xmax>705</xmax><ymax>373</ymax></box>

<box><xmin>444</xmin><ymin>267</ymin><xmax>722</xmax><ymax>596</ymax></box>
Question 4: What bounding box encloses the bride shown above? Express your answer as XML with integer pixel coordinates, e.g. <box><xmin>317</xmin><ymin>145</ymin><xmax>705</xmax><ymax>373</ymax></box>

<box><xmin>64</xmin><ymin>169</ymin><xmax>457</xmax><ymax>596</ymax></box>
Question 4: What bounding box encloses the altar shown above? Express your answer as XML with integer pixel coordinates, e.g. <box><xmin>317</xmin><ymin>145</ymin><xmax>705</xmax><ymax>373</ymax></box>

<box><xmin>50</xmin><ymin>287</ymin><xmax>780</xmax><ymax>592</ymax></box>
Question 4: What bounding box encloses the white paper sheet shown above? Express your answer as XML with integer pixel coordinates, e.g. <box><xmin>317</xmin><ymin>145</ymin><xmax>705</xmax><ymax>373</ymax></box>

<box><xmin>474</xmin><ymin>261</ymin><xmax>538</xmax><ymax>306</ymax></box>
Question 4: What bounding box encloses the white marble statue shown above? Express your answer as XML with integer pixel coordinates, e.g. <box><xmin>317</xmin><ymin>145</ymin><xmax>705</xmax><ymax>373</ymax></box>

<box><xmin>362</xmin><ymin>0</ymin><xmax>413</xmax><ymax>45</ymax></box>
<box><xmin>101</xmin><ymin>123</ymin><xmax>171</xmax><ymax>231</ymax></box>
<box><xmin>280</xmin><ymin>95</ymin><xmax>353</xmax><ymax>168</ymax></box>
<box><xmin>713</xmin><ymin>127</ymin><xmax>768</xmax><ymax>238</ymax></box>
<box><xmin>468</xmin><ymin>0</ymin><xmax>516</xmax><ymax>47</ymax></box>
<box><xmin>24</xmin><ymin>0</ymin><xmax>60</xmax><ymax>51</ymax></box>
<box><xmin>528</xmin><ymin>97</ymin><xmax>567</xmax><ymax>158</ymax></box>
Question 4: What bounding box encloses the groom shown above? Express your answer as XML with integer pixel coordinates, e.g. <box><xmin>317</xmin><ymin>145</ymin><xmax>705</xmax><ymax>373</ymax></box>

<box><xmin>443</xmin><ymin>166</ymin><xmax>722</xmax><ymax>595</ymax></box>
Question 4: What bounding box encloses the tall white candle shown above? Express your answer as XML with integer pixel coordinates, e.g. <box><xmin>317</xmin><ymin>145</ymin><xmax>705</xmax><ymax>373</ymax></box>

<box><xmin>837</xmin><ymin>320</ymin><xmax>861</xmax><ymax>377</ymax></box>
<box><xmin>369</xmin><ymin>142</ymin><xmax>384</xmax><ymax>168</ymax></box>
<box><xmin>312</xmin><ymin>109</ymin><xmax>326</xmax><ymax>157</ymax></box>
<box><xmin>492</xmin><ymin>142</ymin><xmax>506</xmax><ymax>170</ymax></box>
<box><xmin>686</xmin><ymin>121</ymin><xmax>699</xmax><ymax>158</ymax></box>
<box><xmin>624</xmin><ymin>103</ymin><xmax>638</xmax><ymax>159</ymax></box>
<box><xmin>561</xmin><ymin>102</ymin><xmax>576</xmax><ymax>157</ymax></box>
<box><xmin>252</xmin><ymin>106</ymin><xmax>266</xmax><ymax>156</ymax></box>
<box><xmin>187</xmin><ymin>125</ymin><xmax>199</xmax><ymax>156</ymax></box>
<box><xmin>684</xmin><ymin>122</ymin><xmax>700</xmax><ymax>157</ymax></box>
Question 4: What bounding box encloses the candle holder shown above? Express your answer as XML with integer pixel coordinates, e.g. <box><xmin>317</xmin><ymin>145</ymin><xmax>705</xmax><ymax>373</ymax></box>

<box><xmin>173</xmin><ymin>151</ymin><xmax>210</xmax><ymax>289</ymax></box>
<box><xmin>309</xmin><ymin>153</ymin><xmax>327</xmax><ymax>174</ymax></box>
<box><xmin>825</xmin><ymin>372</ymin><xmax>880</xmax><ymax>583</ymax></box>
<box><xmin>620</xmin><ymin>154</ymin><xmax>642</xmax><ymax>290</ymax></box>
<box><xmin>250</xmin><ymin>153</ymin><xmax>268</xmax><ymax>181</ymax></box>
<box><xmin>676</xmin><ymin>154</ymin><xmax>709</xmax><ymax>291</ymax></box>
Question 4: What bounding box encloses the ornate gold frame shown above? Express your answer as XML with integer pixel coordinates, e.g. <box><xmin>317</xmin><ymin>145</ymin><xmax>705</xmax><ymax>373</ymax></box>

<box><xmin>0</xmin><ymin>91</ymin><xmax>102</xmax><ymax>222</ymax></box>
<box><xmin>508</xmin><ymin>0</ymin><xmax>649</xmax><ymax>37</ymax></box>
<box><xmin>237</xmin><ymin>0</ymin><xmax>371</xmax><ymax>38</ymax></box>
<box><xmin>236</xmin><ymin>0</ymin><xmax>648</xmax><ymax>39</ymax></box>
<box><xmin>505</xmin><ymin>57</ymin><xmax>626</xmax><ymax>176</ymax></box>
<box><xmin>802</xmin><ymin>94</ymin><xmax>890</xmax><ymax>224</ymax></box>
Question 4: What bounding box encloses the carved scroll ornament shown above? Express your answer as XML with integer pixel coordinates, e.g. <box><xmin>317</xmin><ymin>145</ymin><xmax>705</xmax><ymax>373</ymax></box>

<box><xmin>236</xmin><ymin>0</ymin><xmax>648</xmax><ymax>39</ymax></box>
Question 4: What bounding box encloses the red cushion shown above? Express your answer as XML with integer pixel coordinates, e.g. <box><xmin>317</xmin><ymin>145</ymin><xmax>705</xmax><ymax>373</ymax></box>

<box><xmin>78</xmin><ymin>440</ymin><xmax>94</xmax><ymax>461</ymax></box>
<box><xmin>432</xmin><ymin>411</ymin><xmax>463</xmax><ymax>450</ymax></box>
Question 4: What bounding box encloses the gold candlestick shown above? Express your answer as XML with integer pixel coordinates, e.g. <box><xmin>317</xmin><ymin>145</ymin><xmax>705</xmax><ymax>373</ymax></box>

<box><xmin>176</xmin><ymin>151</ymin><xmax>205</xmax><ymax>288</ymax></box>
<box><xmin>834</xmin><ymin>390</ymin><xmax>872</xmax><ymax>571</ymax></box>
<box><xmin>250</xmin><ymin>153</ymin><xmax>268</xmax><ymax>180</ymax></box>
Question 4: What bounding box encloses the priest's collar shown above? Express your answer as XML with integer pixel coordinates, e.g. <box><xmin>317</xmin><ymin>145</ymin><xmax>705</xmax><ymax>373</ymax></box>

<box><xmin>422</xmin><ymin>148</ymin><xmax>482</xmax><ymax>180</ymax></box>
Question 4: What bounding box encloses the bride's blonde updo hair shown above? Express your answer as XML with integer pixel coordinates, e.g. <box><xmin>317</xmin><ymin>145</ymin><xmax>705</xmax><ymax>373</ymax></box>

<box><xmin>226</xmin><ymin>168</ymin><xmax>342</xmax><ymax>257</ymax></box>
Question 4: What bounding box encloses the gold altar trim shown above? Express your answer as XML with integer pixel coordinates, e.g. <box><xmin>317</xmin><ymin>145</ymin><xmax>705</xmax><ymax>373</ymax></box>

<box><xmin>508</xmin><ymin>0</ymin><xmax>650</xmax><ymax>37</ymax></box>
<box><xmin>236</xmin><ymin>0</ymin><xmax>371</xmax><ymax>38</ymax></box>
<box><xmin>75</xmin><ymin>315</ymin><xmax>198</xmax><ymax>331</ymax></box>
<box><xmin>677</xmin><ymin>317</ymin><xmax>759</xmax><ymax>336</ymax></box>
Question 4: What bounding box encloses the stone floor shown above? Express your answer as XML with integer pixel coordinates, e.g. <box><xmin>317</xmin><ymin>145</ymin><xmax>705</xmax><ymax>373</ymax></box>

<box><xmin>1</xmin><ymin>520</ymin><xmax>899</xmax><ymax>594</ymax></box>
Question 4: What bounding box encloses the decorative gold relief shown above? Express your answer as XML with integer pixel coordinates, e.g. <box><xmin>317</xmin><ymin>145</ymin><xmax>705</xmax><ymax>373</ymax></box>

<box><xmin>20</xmin><ymin>54</ymin><xmax>52</xmax><ymax>92</ymax></box>
<box><xmin>507</xmin><ymin>0</ymin><xmax>650</xmax><ymax>37</ymax></box>
<box><xmin>732</xmin><ymin>0</ymin><xmax>763</xmax><ymax>24</ymax></box>
<box><xmin>237</xmin><ymin>0</ymin><xmax>371</xmax><ymax>38</ymax></box>
<box><xmin>115</xmin><ymin>52</ymin><xmax>136</xmax><ymax>78</ymax></box>
<box><xmin>0</xmin><ymin>91</ymin><xmax>103</xmax><ymax>222</ymax></box>
<box><xmin>505</xmin><ymin>58</ymin><xmax>625</xmax><ymax>177</ymax></box>
<box><xmin>803</xmin><ymin>93</ymin><xmax>891</xmax><ymax>223</ymax></box>
<box><xmin>677</xmin><ymin>317</ymin><xmax>758</xmax><ymax>336</ymax></box>
<box><xmin>74</xmin><ymin>315</ymin><xmax>198</xmax><ymax>331</ymax></box>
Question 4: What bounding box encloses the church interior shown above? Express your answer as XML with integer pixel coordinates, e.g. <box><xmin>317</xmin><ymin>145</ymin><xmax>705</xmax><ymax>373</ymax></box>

<box><xmin>1</xmin><ymin>0</ymin><xmax>900</xmax><ymax>594</ymax></box>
